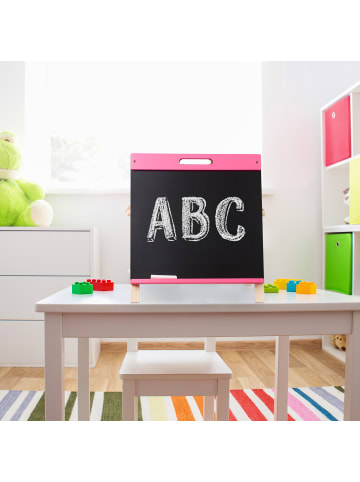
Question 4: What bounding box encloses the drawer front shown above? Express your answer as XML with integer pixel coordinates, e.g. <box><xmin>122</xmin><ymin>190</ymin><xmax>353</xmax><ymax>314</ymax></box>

<box><xmin>0</xmin><ymin>320</ymin><xmax>79</xmax><ymax>366</ymax></box>
<box><xmin>0</xmin><ymin>276</ymin><xmax>88</xmax><ymax>320</ymax></box>
<box><xmin>325</xmin><ymin>96</ymin><xmax>351</xmax><ymax>167</ymax></box>
<box><xmin>325</xmin><ymin>233</ymin><xmax>352</xmax><ymax>295</ymax></box>
<box><xmin>0</xmin><ymin>230</ymin><xmax>91</xmax><ymax>276</ymax></box>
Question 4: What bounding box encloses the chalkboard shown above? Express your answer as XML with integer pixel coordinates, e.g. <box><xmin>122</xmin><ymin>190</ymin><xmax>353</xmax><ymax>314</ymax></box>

<box><xmin>130</xmin><ymin>154</ymin><xmax>264</xmax><ymax>284</ymax></box>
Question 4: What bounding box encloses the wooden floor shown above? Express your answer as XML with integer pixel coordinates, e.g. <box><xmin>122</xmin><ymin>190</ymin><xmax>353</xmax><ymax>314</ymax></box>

<box><xmin>0</xmin><ymin>346</ymin><xmax>345</xmax><ymax>392</ymax></box>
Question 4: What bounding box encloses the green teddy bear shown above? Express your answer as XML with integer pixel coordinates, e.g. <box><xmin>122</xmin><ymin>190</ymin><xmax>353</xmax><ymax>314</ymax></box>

<box><xmin>0</xmin><ymin>131</ymin><xmax>53</xmax><ymax>226</ymax></box>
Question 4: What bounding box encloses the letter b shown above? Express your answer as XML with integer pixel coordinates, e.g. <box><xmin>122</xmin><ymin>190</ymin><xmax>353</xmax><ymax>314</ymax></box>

<box><xmin>182</xmin><ymin>197</ymin><xmax>210</xmax><ymax>242</ymax></box>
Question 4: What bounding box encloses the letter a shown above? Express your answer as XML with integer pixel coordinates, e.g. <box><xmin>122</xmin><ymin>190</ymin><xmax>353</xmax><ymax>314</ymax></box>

<box><xmin>182</xmin><ymin>197</ymin><xmax>210</xmax><ymax>242</ymax></box>
<box><xmin>147</xmin><ymin>197</ymin><xmax>177</xmax><ymax>242</ymax></box>
<box><xmin>215</xmin><ymin>197</ymin><xmax>245</xmax><ymax>241</ymax></box>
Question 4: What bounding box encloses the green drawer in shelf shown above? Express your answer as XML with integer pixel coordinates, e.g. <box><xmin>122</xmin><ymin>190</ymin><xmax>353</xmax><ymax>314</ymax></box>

<box><xmin>325</xmin><ymin>233</ymin><xmax>352</xmax><ymax>295</ymax></box>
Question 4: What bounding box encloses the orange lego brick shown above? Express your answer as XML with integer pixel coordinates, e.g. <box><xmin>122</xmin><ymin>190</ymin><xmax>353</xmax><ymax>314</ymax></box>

<box><xmin>296</xmin><ymin>282</ymin><xmax>317</xmax><ymax>294</ymax></box>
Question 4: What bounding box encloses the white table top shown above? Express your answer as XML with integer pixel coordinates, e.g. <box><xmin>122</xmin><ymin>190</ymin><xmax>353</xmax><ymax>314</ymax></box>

<box><xmin>36</xmin><ymin>284</ymin><xmax>360</xmax><ymax>313</ymax></box>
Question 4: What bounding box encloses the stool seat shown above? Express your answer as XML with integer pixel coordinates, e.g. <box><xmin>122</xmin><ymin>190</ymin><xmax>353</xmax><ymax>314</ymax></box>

<box><xmin>119</xmin><ymin>350</ymin><xmax>232</xmax><ymax>380</ymax></box>
<box><xmin>119</xmin><ymin>350</ymin><xmax>232</xmax><ymax>421</ymax></box>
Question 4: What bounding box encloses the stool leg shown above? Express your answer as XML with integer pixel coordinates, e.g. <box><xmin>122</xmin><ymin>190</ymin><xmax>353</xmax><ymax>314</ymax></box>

<box><xmin>216</xmin><ymin>379</ymin><xmax>230</xmax><ymax>421</ymax></box>
<box><xmin>203</xmin><ymin>396</ymin><xmax>214</xmax><ymax>421</ymax></box>
<box><xmin>122</xmin><ymin>380</ymin><xmax>136</xmax><ymax>421</ymax></box>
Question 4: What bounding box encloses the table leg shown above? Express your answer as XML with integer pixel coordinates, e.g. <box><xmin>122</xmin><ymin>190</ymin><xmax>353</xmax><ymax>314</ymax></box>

<box><xmin>78</xmin><ymin>338</ymin><xmax>90</xmax><ymax>421</ymax></box>
<box><xmin>274</xmin><ymin>335</ymin><xmax>289</xmax><ymax>421</ymax></box>
<box><xmin>205</xmin><ymin>337</ymin><xmax>216</xmax><ymax>352</ymax></box>
<box><xmin>45</xmin><ymin>313</ymin><xmax>64</xmax><ymax>421</ymax></box>
<box><xmin>127</xmin><ymin>339</ymin><xmax>138</xmax><ymax>352</ymax></box>
<box><xmin>344</xmin><ymin>311</ymin><xmax>360</xmax><ymax>421</ymax></box>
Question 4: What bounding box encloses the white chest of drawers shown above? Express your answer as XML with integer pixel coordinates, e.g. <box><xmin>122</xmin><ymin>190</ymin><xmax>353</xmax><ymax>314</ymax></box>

<box><xmin>0</xmin><ymin>227</ymin><xmax>100</xmax><ymax>367</ymax></box>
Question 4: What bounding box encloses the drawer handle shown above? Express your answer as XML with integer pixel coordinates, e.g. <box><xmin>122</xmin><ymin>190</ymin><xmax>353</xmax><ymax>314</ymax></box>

<box><xmin>336</xmin><ymin>241</ymin><xmax>340</xmax><ymax>247</ymax></box>
<box><xmin>332</xmin><ymin>112</ymin><xmax>336</xmax><ymax>119</ymax></box>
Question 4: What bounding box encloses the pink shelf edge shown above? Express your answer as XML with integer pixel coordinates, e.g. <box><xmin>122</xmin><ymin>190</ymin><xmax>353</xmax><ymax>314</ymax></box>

<box><xmin>130</xmin><ymin>278</ymin><xmax>264</xmax><ymax>285</ymax></box>
<box><xmin>131</xmin><ymin>153</ymin><xmax>261</xmax><ymax>171</ymax></box>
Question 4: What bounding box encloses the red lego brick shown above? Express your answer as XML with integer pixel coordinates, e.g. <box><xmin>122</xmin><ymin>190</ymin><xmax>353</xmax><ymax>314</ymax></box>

<box><xmin>87</xmin><ymin>279</ymin><xmax>114</xmax><ymax>291</ymax></box>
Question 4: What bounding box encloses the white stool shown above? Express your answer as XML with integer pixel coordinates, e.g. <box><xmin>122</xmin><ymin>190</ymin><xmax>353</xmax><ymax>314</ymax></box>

<box><xmin>119</xmin><ymin>340</ymin><xmax>232</xmax><ymax>421</ymax></box>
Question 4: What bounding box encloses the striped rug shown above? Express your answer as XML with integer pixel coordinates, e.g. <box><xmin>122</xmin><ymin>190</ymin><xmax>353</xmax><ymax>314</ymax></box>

<box><xmin>0</xmin><ymin>387</ymin><xmax>345</xmax><ymax>421</ymax></box>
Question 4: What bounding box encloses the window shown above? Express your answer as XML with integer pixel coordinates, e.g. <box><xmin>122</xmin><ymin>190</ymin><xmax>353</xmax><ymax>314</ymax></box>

<box><xmin>25</xmin><ymin>62</ymin><xmax>262</xmax><ymax>192</ymax></box>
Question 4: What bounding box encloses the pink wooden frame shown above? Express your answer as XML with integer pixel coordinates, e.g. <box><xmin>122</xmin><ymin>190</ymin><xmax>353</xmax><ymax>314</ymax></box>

<box><xmin>131</xmin><ymin>278</ymin><xmax>264</xmax><ymax>285</ymax></box>
<box><xmin>131</xmin><ymin>153</ymin><xmax>261</xmax><ymax>171</ymax></box>
<box><xmin>131</xmin><ymin>152</ymin><xmax>263</xmax><ymax>285</ymax></box>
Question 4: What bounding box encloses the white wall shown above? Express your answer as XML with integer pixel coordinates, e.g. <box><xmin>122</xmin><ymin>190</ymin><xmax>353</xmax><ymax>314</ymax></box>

<box><xmin>262</xmin><ymin>62</ymin><xmax>360</xmax><ymax>286</ymax></box>
<box><xmin>46</xmin><ymin>62</ymin><xmax>262</xmax><ymax>156</ymax></box>
<box><xmin>24</xmin><ymin>61</ymin><xmax>263</xmax><ymax>189</ymax></box>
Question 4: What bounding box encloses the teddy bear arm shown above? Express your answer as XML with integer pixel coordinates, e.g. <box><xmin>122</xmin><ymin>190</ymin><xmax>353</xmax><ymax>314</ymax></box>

<box><xmin>16</xmin><ymin>178</ymin><xmax>44</xmax><ymax>202</ymax></box>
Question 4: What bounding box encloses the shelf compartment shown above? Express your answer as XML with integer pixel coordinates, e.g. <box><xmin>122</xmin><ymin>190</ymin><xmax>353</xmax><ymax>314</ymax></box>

<box><xmin>325</xmin><ymin>233</ymin><xmax>352</xmax><ymax>295</ymax></box>
<box><xmin>322</xmin><ymin>162</ymin><xmax>349</xmax><ymax>227</ymax></box>
<box><xmin>324</xmin><ymin>96</ymin><xmax>351</xmax><ymax>167</ymax></box>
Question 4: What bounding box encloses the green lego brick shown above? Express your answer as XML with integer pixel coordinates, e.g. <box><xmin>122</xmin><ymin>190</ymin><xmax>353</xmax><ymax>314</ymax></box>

<box><xmin>264</xmin><ymin>283</ymin><xmax>279</xmax><ymax>293</ymax></box>
<box><xmin>325</xmin><ymin>233</ymin><xmax>352</xmax><ymax>295</ymax></box>
<box><xmin>72</xmin><ymin>282</ymin><xmax>93</xmax><ymax>295</ymax></box>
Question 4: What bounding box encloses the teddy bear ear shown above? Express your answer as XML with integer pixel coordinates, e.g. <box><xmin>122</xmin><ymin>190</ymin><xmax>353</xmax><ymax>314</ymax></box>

<box><xmin>0</xmin><ymin>132</ymin><xmax>16</xmax><ymax>143</ymax></box>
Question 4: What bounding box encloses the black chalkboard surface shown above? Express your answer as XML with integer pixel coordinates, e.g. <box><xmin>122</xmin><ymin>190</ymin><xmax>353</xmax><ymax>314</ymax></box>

<box><xmin>130</xmin><ymin>154</ymin><xmax>264</xmax><ymax>284</ymax></box>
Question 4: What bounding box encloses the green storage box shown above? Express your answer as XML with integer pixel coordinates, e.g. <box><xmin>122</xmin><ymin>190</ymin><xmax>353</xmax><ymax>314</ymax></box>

<box><xmin>325</xmin><ymin>233</ymin><xmax>352</xmax><ymax>295</ymax></box>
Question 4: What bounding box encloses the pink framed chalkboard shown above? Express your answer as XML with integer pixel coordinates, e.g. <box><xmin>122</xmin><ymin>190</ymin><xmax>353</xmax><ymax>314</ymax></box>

<box><xmin>131</xmin><ymin>153</ymin><xmax>261</xmax><ymax>171</ymax></box>
<box><xmin>130</xmin><ymin>153</ymin><xmax>264</xmax><ymax>285</ymax></box>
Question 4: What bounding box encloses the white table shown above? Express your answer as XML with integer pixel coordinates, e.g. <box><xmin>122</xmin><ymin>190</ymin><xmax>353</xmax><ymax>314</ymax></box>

<box><xmin>36</xmin><ymin>284</ymin><xmax>360</xmax><ymax>421</ymax></box>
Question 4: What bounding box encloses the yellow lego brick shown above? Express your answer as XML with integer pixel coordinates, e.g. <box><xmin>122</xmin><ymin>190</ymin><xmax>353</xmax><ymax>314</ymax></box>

<box><xmin>296</xmin><ymin>282</ymin><xmax>317</xmax><ymax>294</ymax></box>
<box><xmin>273</xmin><ymin>279</ymin><xmax>289</xmax><ymax>290</ymax></box>
<box><xmin>273</xmin><ymin>278</ymin><xmax>301</xmax><ymax>290</ymax></box>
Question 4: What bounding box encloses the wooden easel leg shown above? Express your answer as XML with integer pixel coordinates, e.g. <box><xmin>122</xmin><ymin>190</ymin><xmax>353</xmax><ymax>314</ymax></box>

<box><xmin>254</xmin><ymin>283</ymin><xmax>264</xmax><ymax>303</ymax></box>
<box><xmin>130</xmin><ymin>284</ymin><xmax>140</xmax><ymax>303</ymax></box>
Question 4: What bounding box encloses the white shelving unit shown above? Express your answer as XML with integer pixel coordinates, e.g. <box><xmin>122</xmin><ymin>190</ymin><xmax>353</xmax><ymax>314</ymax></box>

<box><xmin>0</xmin><ymin>227</ymin><xmax>101</xmax><ymax>367</ymax></box>
<box><xmin>320</xmin><ymin>80</ymin><xmax>360</xmax><ymax>362</ymax></box>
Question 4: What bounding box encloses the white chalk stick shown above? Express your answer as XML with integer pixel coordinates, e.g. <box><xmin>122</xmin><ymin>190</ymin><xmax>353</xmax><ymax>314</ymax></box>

<box><xmin>151</xmin><ymin>275</ymin><xmax>178</xmax><ymax>279</ymax></box>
